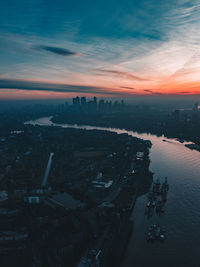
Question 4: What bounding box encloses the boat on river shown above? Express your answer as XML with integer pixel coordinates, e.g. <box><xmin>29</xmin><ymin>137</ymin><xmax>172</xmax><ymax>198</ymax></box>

<box><xmin>146</xmin><ymin>177</ymin><xmax>169</xmax><ymax>215</ymax></box>
<box><xmin>146</xmin><ymin>224</ymin><xmax>166</xmax><ymax>243</ymax></box>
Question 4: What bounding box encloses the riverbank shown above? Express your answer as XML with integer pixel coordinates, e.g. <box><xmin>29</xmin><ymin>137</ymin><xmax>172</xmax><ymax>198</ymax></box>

<box><xmin>52</xmin><ymin>113</ymin><xmax>200</xmax><ymax>149</ymax></box>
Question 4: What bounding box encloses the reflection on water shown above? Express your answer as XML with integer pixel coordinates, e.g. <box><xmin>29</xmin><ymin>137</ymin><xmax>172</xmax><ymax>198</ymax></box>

<box><xmin>26</xmin><ymin>117</ymin><xmax>200</xmax><ymax>267</ymax></box>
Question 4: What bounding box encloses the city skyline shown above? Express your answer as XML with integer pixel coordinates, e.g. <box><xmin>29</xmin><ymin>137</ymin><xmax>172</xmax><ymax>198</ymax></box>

<box><xmin>1</xmin><ymin>0</ymin><xmax>200</xmax><ymax>99</ymax></box>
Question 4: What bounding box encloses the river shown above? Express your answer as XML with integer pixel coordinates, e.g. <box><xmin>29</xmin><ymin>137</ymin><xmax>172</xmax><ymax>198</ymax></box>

<box><xmin>25</xmin><ymin>116</ymin><xmax>200</xmax><ymax>267</ymax></box>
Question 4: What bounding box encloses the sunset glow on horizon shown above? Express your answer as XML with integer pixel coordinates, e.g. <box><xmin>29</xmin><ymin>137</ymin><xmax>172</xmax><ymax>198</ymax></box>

<box><xmin>1</xmin><ymin>0</ymin><xmax>200</xmax><ymax>99</ymax></box>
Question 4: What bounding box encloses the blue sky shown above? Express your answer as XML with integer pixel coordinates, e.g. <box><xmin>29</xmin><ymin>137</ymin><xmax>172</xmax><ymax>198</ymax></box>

<box><xmin>1</xmin><ymin>0</ymin><xmax>200</xmax><ymax>98</ymax></box>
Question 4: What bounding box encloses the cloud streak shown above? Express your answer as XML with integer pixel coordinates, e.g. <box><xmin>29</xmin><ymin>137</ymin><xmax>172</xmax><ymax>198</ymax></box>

<box><xmin>143</xmin><ymin>89</ymin><xmax>153</xmax><ymax>93</ymax></box>
<box><xmin>38</xmin><ymin>46</ymin><xmax>80</xmax><ymax>56</ymax></box>
<box><xmin>120</xmin><ymin>86</ymin><xmax>135</xmax><ymax>90</ymax></box>
<box><xmin>95</xmin><ymin>69</ymin><xmax>150</xmax><ymax>81</ymax></box>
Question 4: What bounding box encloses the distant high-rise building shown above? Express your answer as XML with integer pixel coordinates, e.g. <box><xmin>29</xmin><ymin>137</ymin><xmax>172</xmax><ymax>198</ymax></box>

<box><xmin>113</xmin><ymin>100</ymin><xmax>119</xmax><ymax>110</ymax></box>
<box><xmin>99</xmin><ymin>99</ymin><xmax>105</xmax><ymax>111</ymax></box>
<box><xmin>193</xmin><ymin>103</ymin><xmax>198</xmax><ymax>111</ymax></box>
<box><xmin>76</xmin><ymin>96</ymin><xmax>80</xmax><ymax>105</ymax></box>
<box><xmin>93</xmin><ymin>96</ymin><xmax>97</xmax><ymax>110</ymax></box>
<box><xmin>73</xmin><ymin>96</ymin><xmax>80</xmax><ymax>106</ymax></box>
<box><xmin>81</xmin><ymin>97</ymin><xmax>86</xmax><ymax>105</ymax></box>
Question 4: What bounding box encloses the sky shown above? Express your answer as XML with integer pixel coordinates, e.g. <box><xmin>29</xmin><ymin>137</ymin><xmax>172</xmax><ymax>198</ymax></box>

<box><xmin>1</xmin><ymin>0</ymin><xmax>200</xmax><ymax>99</ymax></box>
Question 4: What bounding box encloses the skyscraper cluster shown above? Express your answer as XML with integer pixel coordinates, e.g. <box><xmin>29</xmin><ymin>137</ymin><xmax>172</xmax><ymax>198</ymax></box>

<box><xmin>71</xmin><ymin>96</ymin><xmax>125</xmax><ymax>113</ymax></box>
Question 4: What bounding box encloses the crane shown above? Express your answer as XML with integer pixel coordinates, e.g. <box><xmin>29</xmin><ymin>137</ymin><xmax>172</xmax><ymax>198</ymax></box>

<box><xmin>41</xmin><ymin>152</ymin><xmax>54</xmax><ymax>188</ymax></box>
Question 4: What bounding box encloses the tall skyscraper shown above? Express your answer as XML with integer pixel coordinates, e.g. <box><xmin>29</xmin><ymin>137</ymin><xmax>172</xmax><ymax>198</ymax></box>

<box><xmin>73</xmin><ymin>96</ymin><xmax>80</xmax><ymax>106</ymax></box>
<box><xmin>99</xmin><ymin>99</ymin><xmax>105</xmax><ymax>111</ymax></box>
<box><xmin>81</xmin><ymin>97</ymin><xmax>86</xmax><ymax>105</ymax></box>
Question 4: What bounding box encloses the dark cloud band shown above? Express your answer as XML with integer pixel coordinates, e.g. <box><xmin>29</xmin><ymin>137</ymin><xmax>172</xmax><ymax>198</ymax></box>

<box><xmin>0</xmin><ymin>78</ymin><xmax>123</xmax><ymax>95</ymax></box>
